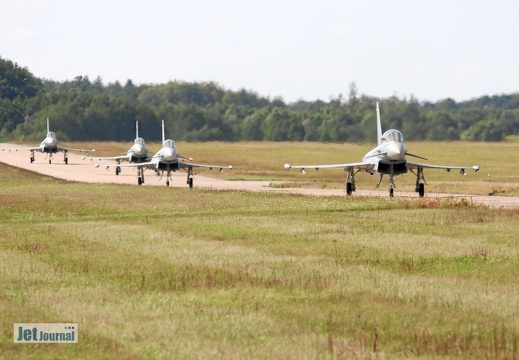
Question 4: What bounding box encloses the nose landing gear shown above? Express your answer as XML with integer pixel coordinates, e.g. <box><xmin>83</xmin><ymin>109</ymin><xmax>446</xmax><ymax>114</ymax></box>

<box><xmin>388</xmin><ymin>175</ymin><xmax>396</xmax><ymax>197</ymax></box>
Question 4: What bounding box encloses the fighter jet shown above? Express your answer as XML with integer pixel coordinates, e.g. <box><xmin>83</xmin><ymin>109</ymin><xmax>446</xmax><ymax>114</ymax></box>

<box><xmin>1</xmin><ymin>118</ymin><xmax>94</xmax><ymax>164</ymax></box>
<box><xmin>96</xmin><ymin>120</ymin><xmax>233</xmax><ymax>187</ymax></box>
<box><xmin>284</xmin><ymin>102</ymin><xmax>479</xmax><ymax>197</ymax></box>
<box><xmin>86</xmin><ymin>121</ymin><xmax>149</xmax><ymax>177</ymax></box>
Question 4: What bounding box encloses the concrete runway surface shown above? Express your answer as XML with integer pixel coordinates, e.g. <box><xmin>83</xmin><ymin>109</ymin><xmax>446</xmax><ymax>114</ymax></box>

<box><xmin>2</xmin><ymin>143</ymin><xmax>518</xmax><ymax>209</ymax></box>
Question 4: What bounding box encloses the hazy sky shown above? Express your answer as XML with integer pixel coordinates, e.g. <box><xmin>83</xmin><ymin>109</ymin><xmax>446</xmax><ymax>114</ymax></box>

<box><xmin>2</xmin><ymin>0</ymin><xmax>518</xmax><ymax>103</ymax></box>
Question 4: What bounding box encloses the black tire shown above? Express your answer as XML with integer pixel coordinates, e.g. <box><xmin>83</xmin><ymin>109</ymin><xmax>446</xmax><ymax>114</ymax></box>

<box><xmin>138</xmin><ymin>177</ymin><xmax>142</xmax><ymax>186</ymax></box>
<box><xmin>389</xmin><ymin>188</ymin><xmax>394</xmax><ymax>197</ymax></box>
<box><xmin>418</xmin><ymin>183</ymin><xmax>425</xmax><ymax>197</ymax></box>
<box><xmin>49</xmin><ymin>160</ymin><xmax>52</xmax><ymax>164</ymax></box>
<box><xmin>166</xmin><ymin>180</ymin><xmax>170</xmax><ymax>187</ymax></box>
<box><xmin>116</xmin><ymin>167</ymin><xmax>120</xmax><ymax>175</ymax></box>
<box><xmin>346</xmin><ymin>182</ymin><xmax>353</xmax><ymax>195</ymax></box>
<box><xmin>189</xmin><ymin>177</ymin><xmax>193</xmax><ymax>188</ymax></box>
<box><xmin>64</xmin><ymin>158</ymin><xmax>68</xmax><ymax>165</ymax></box>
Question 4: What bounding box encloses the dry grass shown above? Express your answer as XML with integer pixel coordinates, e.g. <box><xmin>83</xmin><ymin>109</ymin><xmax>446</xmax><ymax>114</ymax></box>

<box><xmin>1</xmin><ymin>162</ymin><xmax>519</xmax><ymax>358</ymax></box>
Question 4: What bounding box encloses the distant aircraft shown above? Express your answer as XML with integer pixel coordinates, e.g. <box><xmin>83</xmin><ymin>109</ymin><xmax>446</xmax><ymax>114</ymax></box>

<box><xmin>1</xmin><ymin>118</ymin><xmax>94</xmax><ymax>164</ymax></box>
<box><xmin>86</xmin><ymin>121</ymin><xmax>149</xmax><ymax>179</ymax></box>
<box><xmin>96</xmin><ymin>120</ymin><xmax>233</xmax><ymax>187</ymax></box>
<box><xmin>284</xmin><ymin>102</ymin><xmax>479</xmax><ymax>197</ymax></box>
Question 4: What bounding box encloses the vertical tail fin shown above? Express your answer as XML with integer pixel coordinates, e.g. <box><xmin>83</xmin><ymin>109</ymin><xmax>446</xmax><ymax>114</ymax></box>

<box><xmin>376</xmin><ymin>102</ymin><xmax>382</xmax><ymax>145</ymax></box>
<box><xmin>161</xmin><ymin>120</ymin><xmax>165</xmax><ymax>143</ymax></box>
<box><xmin>136</xmin><ymin>121</ymin><xmax>139</xmax><ymax>138</ymax></box>
<box><xmin>47</xmin><ymin>118</ymin><xmax>50</xmax><ymax>133</ymax></box>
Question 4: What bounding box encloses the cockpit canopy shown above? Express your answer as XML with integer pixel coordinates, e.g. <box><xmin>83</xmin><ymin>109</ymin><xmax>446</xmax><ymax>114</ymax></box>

<box><xmin>163</xmin><ymin>139</ymin><xmax>175</xmax><ymax>149</ymax></box>
<box><xmin>46</xmin><ymin>132</ymin><xmax>56</xmax><ymax>139</ymax></box>
<box><xmin>381</xmin><ymin>129</ymin><xmax>403</xmax><ymax>143</ymax></box>
<box><xmin>134</xmin><ymin>137</ymin><xmax>145</xmax><ymax>145</ymax></box>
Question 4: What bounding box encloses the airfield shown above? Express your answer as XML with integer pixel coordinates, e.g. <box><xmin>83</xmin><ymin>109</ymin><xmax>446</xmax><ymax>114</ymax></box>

<box><xmin>2</xmin><ymin>141</ymin><xmax>519</xmax><ymax>358</ymax></box>
<box><xmin>1</xmin><ymin>142</ymin><xmax>518</xmax><ymax>208</ymax></box>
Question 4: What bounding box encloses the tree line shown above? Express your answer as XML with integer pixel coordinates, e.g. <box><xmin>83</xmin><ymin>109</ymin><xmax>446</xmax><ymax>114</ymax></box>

<box><xmin>1</xmin><ymin>56</ymin><xmax>519</xmax><ymax>142</ymax></box>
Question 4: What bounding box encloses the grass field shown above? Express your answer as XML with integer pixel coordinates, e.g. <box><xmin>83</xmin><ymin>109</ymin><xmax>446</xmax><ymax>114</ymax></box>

<box><xmin>1</xmin><ymin>158</ymin><xmax>519</xmax><ymax>359</ymax></box>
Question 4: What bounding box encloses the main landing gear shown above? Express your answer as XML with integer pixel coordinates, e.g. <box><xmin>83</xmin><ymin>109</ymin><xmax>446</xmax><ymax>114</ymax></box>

<box><xmin>137</xmin><ymin>167</ymin><xmax>145</xmax><ymax>186</ymax></box>
<box><xmin>411</xmin><ymin>167</ymin><xmax>426</xmax><ymax>197</ymax></box>
<box><xmin>30</xmin><ymin>151</ymin><xmax>35</xmax><ymax>163</ymax></box>
<box><xmin>346</xmin><ymin>167</ymin><xmax>427</xmax><ymax>198</ymax></box>
<box><xmin>63</xmin><ymin>152</ymin><xmax>68</xmax><ymax>164</ymax></box>
<box><xmin>187</xmin><ymin>167</ymin><xmax>194</xmax><ymax>189</ymax></box>
<box><xmin>345</xmin><ymin>168</ymin><xmax>357</xmax><ymax>195</ymax></box>
<box><xmin>153</xmin><ymin>168</ymin><xmax>196</xmax><ymax>188</ymax></box>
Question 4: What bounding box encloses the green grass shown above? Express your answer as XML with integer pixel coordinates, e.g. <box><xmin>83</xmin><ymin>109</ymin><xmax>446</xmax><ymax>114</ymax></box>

<box><xmin>1</xmin><ymin>163</ymin><xmax>519</xmax><ymax>359</ymax></box>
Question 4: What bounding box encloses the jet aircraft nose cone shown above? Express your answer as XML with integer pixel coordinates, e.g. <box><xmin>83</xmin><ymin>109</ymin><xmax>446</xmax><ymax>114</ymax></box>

<box><xmin>163</xmin><ymin>148</ymin><xmax>175</xmax><ymax>161</ymax></box>
<box><xmin>134</xmin><ymin>144</ymin><xmax>144</xmax><ymax>156</ymax></box>
<box><xmin>46</xmin><ymin>137</ymin><xmax>57</xmax><ymax>147</ymax></box>
<box><xmin>387</xmin><ymin>143</ymin><xmax>406</xmax><ymax>160</ymax></box>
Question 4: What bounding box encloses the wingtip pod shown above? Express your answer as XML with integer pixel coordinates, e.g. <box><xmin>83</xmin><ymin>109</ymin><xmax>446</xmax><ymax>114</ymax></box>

<box><xmin>284</xmin><ymin>164</ymin><xmax>291</xmax><ymax>170</ymax></box>
<box><xmin>229</xmin><ymin>165</ymin><xmax>233</xmax><ymax>170</ymax></box>
<box><xmin>473</xmin><ymin>165</ymin><xmax>480</xmax><ymax>172</ymax></box>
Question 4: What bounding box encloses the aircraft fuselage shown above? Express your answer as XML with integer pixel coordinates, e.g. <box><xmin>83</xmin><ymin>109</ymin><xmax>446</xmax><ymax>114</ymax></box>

<box><xmin>151</xmin><ymin>139</ymin><xmax>180</xmax><ymax>171</ymax></box>
<box><xmin>38</xmin><ymin>132</ymin><xmax>59</xmax><ymax>152</ymax></box>
<box><xmin>362</xmin><ymin>129</ymin><xmax>408</xmax><ymax>175</ymax></box>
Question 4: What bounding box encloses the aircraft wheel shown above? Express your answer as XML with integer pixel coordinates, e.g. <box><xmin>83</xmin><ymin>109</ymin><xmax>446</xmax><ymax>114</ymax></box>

<box><xmin>64</xmin><ymin>158</ymin><xmax>68</xmax><ymax>165</ymax></box>
<box><xmin>138</xmin><ymin>177</ymin><xmax>142</xmax><ymax>186</ymax></box>
<box><xmin>389</xmin><ymin>188</ymin><xmax>394</xmax><ymax>198</ymax></box>
<box><xmin>166</xmin><ymin>180</ymin><xmax>170</xmax><ymax>187</ymax></box>
<box><xmin>30</xmin><ymin>157</ymin><xmax>34</xmax><ymax>163</ymax></box>
<box><xmin>346</xmin><ymin>182</ymin><xmax>353</xmax><ymax>196</ymax></box>
<box><xmin>189</xmin><ymin>177</ymin><xmax>193</xmax><ymax>188</ymax></box>
<box><xmin>49</xmin><ymin>160</ymin><xmax>52</xmax><ymax>164</ymax></box>
<box><xmin>116</xmin><ymin>167</ymin><xmax>121</xmax><ymax>175</ymax></box>
<box><xmin>418</xmin><ymin>183</ymin><xmax>425</xmax><ymax>197</ymax></box>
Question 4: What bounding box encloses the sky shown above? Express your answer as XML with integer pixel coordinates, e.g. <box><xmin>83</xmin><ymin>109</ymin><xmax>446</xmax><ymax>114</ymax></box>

<box><xmin>2</xmin><ymin>0</ymin><xmax>519</xmax><ymax>103</ymax></box>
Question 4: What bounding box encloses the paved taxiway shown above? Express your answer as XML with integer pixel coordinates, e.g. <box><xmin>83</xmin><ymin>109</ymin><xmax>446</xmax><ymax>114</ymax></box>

<box><xmin>1</xmin><ymin>143</ymin><xmax>518</xmax><ymax>208</ymax></box>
